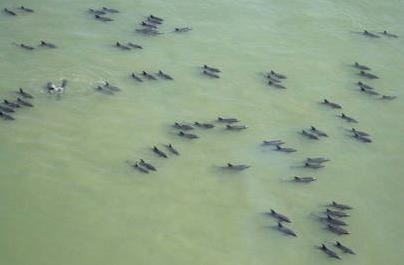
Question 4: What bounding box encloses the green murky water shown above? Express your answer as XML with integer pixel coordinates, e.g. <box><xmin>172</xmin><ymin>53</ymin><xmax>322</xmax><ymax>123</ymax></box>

<box><xmin>1</xmin><ymin>0</ymin><xmax>403</xmax><ymax>264</ymax></box>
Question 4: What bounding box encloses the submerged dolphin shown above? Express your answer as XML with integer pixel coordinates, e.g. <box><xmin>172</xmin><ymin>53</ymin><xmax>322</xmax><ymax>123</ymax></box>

<box><xmin>226</xmin><ymin>124</ymin><xmax>247</xmax><ymax>130</ymax></box>
<box><xmin>218</xmin><ymin>117</ymin><xmax>239</xmax><ymax>123</ymax></box>
<box><xmin>194</xmin><ymin>122</ymin><xmax>214</xmax><ymax>129</ymax></box>
<box><xmin>293</xmin><ymin>176</ymin><xmax>316</xmax><ymax>183</ymax></box>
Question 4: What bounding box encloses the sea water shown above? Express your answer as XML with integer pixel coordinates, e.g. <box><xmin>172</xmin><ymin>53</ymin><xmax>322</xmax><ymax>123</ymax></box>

<box><xmin>0</xmin><ymin>0</ymin><xmax>403</xmax><ymax>264</ymax></box>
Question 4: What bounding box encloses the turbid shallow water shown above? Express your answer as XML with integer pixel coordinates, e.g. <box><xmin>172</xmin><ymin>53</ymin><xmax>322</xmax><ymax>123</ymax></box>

<box><xmin>1</xmin><ymin>0</ymin><xmax>403</xmax><ymax>264</ymax></box>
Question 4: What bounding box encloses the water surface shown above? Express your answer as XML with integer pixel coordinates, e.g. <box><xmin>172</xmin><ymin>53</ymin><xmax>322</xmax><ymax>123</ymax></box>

<box><xmin>1</xmin><ymin>0</ymin><xmax>403</xmax><ymax>264</ymax></box>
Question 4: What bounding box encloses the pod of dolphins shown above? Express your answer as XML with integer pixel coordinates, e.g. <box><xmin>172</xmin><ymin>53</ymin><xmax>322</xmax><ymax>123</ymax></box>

<box><xmin>12</xmin><ymin>41</ymin><xmax>58</xmax><ymax>51</ymax></box>
<box><xmin>265</xmin><ymin>70</ymin><xmax>287</xmax><ymax>89</ymax></box>
<box><xmin>202</xmin><ymin>65</ymin><xmax>221</xmax><ymax>78</ymax></box>
<box><xmin>1</xmin><ymin>4</ymin><xmax>400</xmax><ymax>262</ymax></box>
<box><xmin>0</xmin><ymin>88</ymin><xmax>34</xmax><ymax>120</ymax></box>
<box><xmin>263</xmin><ymin>201</ymin><xmax>355</xmax><ymax>260</ymax></box>
<box><xmin>3</xmin><ymin>6</ymin><xmax>34</xmax><ymax>16</ymax></box>
<box><xmin>130</xmin><ymin>70</ymin><xmax>173</xmax><ymax>83</ymax></box>
<box><xmin>126</xmin><ymin>117</ymin><xmax>249</xmax><ymax>173</ymax></box>
<box><xmin>356</xmin><ymin>29</ymin><xmax>398</xmax><ymax>39</ymax></box>
<box><xmin>90</xmin><ymin>6</ymin><xmax>119</xmax><ymax>22</ymax></box>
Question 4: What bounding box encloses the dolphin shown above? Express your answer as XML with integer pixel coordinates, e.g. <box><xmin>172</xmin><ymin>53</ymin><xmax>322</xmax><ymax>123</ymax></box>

<box><xmin>128</xmin><ymin>42</ymin><xmax>143</xmax><ymax>49</ymax></box>
<box><xmin>268</xmin><ymin>80</ymin><xmax>286</xmax><ymax>89</ymax></box>
<box><xmin>4</xmin><ymin>8</ymin><xmax>17</xmax><ymax>16</ymax></box>
<box><xmin>3</xmin><ymin>99</ymin><xmax>20</xmax><ymax>108</ymax></box>
<box><xmin>153</xmin><ymin>146</ymin><xmax>168</xmax><ymax>158</ymax></box>
<box><xmin>18</xmin><ymin>43</ymin><xmax>35</xmax><ymax>50</ymax></box>
<box><xmin>218</xmin><ymin>117</ymin><xmax>239</xmax><ymax>123</ymax></box>
<box><xmin>360</xmin><ymin>87</ymin><xmax>379</xmax><ymax>96</ymax></box>
<box><xmin>39</xmin><ymin>40</ymin><xmax>57</xmax><ymax>48</ymax></box>
<box><xmin>301</xmin><ymin>130</ymin><xmax>319</xmax><ymax>140</ymax></box>
<box><xmin>356</xmin><ymin>81</ymin><xmax>374</xmax><ymax>90</ymax></box>
<box><xmin>149</xmin><ymin>15</ymin><xmax>164</xmax><ymax>21</ymax></box>
<box><xmin>17</xmin><ymin>97</ymin><xmax>33</xmax><ymax>107</ymax></box>
<box><xmin>139</xmin><ymin>159</ymin><xmax>156</xmax><ymax>171</ymax></box>
<box><xmin>131</xmin><ymin>72</ymin><xmax>143</xmax><ymax>82</ymax></box>
<box><xmin>194</xmin><ymin>122</ymin><xmax>214</xmax><ymax>129</ymax></box>
<box><xmin>321</xmin><ymin>215</ymin><xmax>347</xmax><ymax>226</ymax></box>
<box><xmin>351</xmin><ymin>128</ymin><xmax>369</xmax><ymax>137</ymax></box>
<box><xmin>266</xmin><ymin>74</ymin><xmax>282</xmax><ymax>83</ymax></box>
<box><xmin>262</xmin><ymin>140</ymin><xmax>285</xmax><ymax>146</ymax></box>
<box><xmin>339</xmin><ymin>113</ymin><xmax>358</xmax><ymax>123</ymax></box>
<box><xmin>95</xmin><ymin>14</ymin><xmax>114</xmax><ymax>22</ymax></box>
<box><xmin>102</xmin><ymin>7</ymin><xmax>119</xmax><ymax>13</ymax></box>
<box><xmin>362</xmin><ymin>30</ymin><xmax>380</xmax><ymax>38</ymax></box>
<box><xmin>330</xmin><ymin>201</ymin><xmax>353</xmax><ymax>210</ymax></box>
<box><xmin>133</xmin><ymin>162</ymin><xmax>149</xmax><ymax>173</ymax></box>
<box><xmin>380</xmin><ymin>30</ymin><xmax>398</xmax><ymax>38</ymax></box>
<box><xmin>173</xmin><ymin>122</ymin><xmax>194</xmax><ymax>130</ymax></box>
<box><xmin>269</xmin><ymin>70</ymin><xmax>286</xmax><ymax>79</ymax></box>
<box><xmin>226</xmin><ymin>124</ymin><xmax>247</xmax><ymax>130</ymax></box>
<box><xmin>165</xmin><ymin>144</ymin><xmax>179</xmax><ymax>155</ymax></box>
<box><xmin>326</xmin><ymin>208</ymin><xmax>349</xmax><ymax>218</ymax></box>
<box><xmin>16</xmin><ymin>88</ymin><xmax>33</xmax><ymax>99</ymax></box>
<box><xmin>141</xmin><ymin>21</ymin><xmax>157</xmax><ymax>28</ymax></box>
<box><xmin>135</xmin><ymin>28</ymin><xmax>162</xmax><ymax>35</ymax></box>
<box><xmin>95</xmin><ymin>86</ymin><xmax>114</xmax><ymax>95</ymax></box>
<box><xmin>275</xmin><ymin>145</ymin><xmax>296</xmax><ymax>153</ymax></box>
<box><xmin>335</xmin><ymin>241</ymin><xmax>356</xmax><ymax>255</ymax></box>
<box><xmin>19</xmin><ymin>6</ymin><xmax>34</xmax><ymax>13</ymax></box>
<box><xmin>353</xmin><ymin>132</ymin><xmax>372</xmax><ymax>143</ymax></box>
<box><xmin>178</xmin><ymin>131</ymin><xmax>199</xmax><ymax>139</ymax></box>
<box><xmin>0</xmin><ymin>111</ymin><xmax>14</xmax><ymax>120</ymax></box>
<box><xmin>306</xmin><ymin>157</ymin><xmax>329</xmax><ymax>163</ymax></box>
<box><xmin>203</xmin><ymin>70</ymin><xmax>220</xmax><ymax>78</ymax></box>
<box><xmin>327</xmin><ymin>224</ymin><xmax>350</xmax><ymax>235</ymax></box>
<box><xmin>353</xmin><ymin>62</ymin><xmax>370</xmax><ymax>70</ymax></box>
<box><xmin>310</xmin><ymin>126</ymin><xmax>328</xmax><ymax>137</ymax></box>
<box><xmin>265</xmin><ymin>209</ymin><xmax>291</xmax><ymax>223</ymax></box>
<box><xmin>304</xmin><ymin>162</ymin><xmax>324</xmax><ymax>169</ymax></box>
<box><xmin>115</xmin><ymin>42</ymin><xmax>131</xmax><ymax>50</ymax></box>
<box><xmin>88</xmin><ymin>8</ymin><xmax>106</xmax><ymax>15</ymax></box>
<box><xmin>293</xmin><ymin>176</ymin><xmax>316</xmax><ymax>183</ymax></box>
<box><xmin>142</xmin><ymin>71</ymin><xmax>157</xmax><ymax>80</ymax></box>
<box><xmin>320</xmin><ymin>244</ymin><xmax>341</xmax><ymax>259</ymax></box>
<box><xmin>226</xmin><ymin>163</ymin><xmax>250</xmax><ymax>171</ymax></box>
<box><xmin>276</xmin><ymin>222</ymin><xmax>297</xmax><ymax>237</ymax></box>
<box><xmin>203</xmin><ymin>65</ymin><xmax>221</xmax><ymax>73</ymax></box>
<box><xmin>0</xmin><ymin>105</ymin><xmax>15</xmax><ymax>113</ymax></box>
<box><xmin>147</xmin><ymin>17</ymin><xmax>162</xmax><ymax>24</ymax></box>
<box><xmin>175</xmin><ymin>27</ymin><xmax>192</xmax><ymax>32</ymax></box>
<box><xmin>103</xmin><ymin>82</ymin><xmax>121</xmax><ymax>92</ymax></box>
<box><xmin>157</xmin><ymin>70</ymin><xmax>173</xmax><ymax>80</ymax></box>
<box><xmin>381</xmin><ymin>95</ymin><xmax>396</xmax><ymax>100</ymax></box>
<box><xmin>322</xmin><ymin>99</ymin><xmax>342</xmax><ymax>109</ymax></box>
<box><xmin>358</xmin><ymin>70</ymin><xmax>378</xmax><ymax>79</ymax></box>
